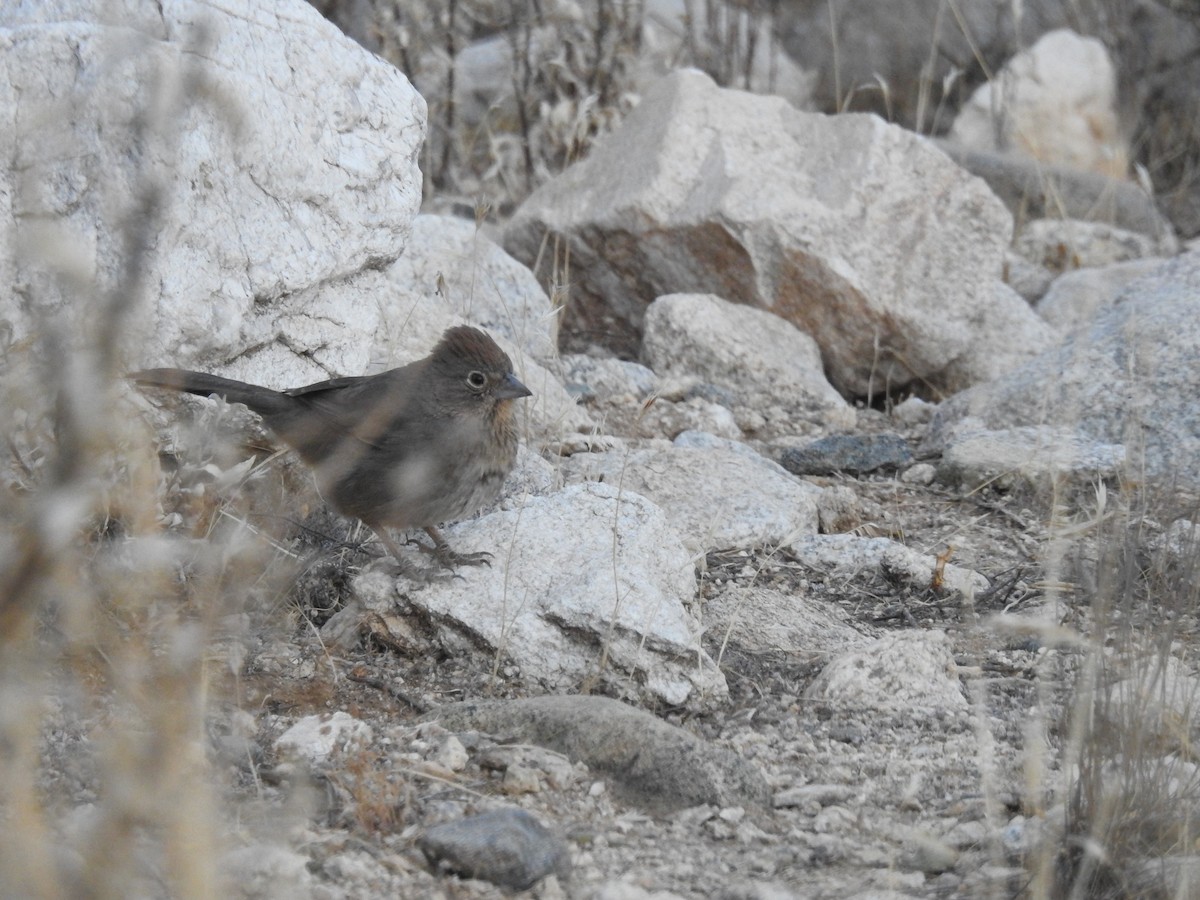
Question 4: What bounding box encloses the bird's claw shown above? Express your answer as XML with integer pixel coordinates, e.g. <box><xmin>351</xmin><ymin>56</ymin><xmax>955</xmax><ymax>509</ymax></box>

<box><xmin>434</xmin><ymin>547</ymin><xmax>493</xmax><ymax>570</ymax></box>
<box><xmin>374</xmin><ymin>556</ymin><xmax>466</xmax><ymax>585</ymax></box>
<box><xmin>407</xmin><ymin>536</ymin><xmax>492</xmax><ymax>570</ymax></box>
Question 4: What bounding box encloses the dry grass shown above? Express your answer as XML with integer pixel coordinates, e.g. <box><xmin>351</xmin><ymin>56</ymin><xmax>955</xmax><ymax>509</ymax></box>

<box><xmin>1020</xmin><ymin>482</ymin><xmax>1200</xmax><ymax>899</ymax></box>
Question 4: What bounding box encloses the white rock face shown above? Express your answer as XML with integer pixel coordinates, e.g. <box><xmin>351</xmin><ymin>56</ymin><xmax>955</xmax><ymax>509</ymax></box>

<box><xmin>641</xmin><ymin>293</ymin><xmax>854</xmax><ymax>432</ymax></box>
<box><xmin>949</xmin><ymin>29</ymin><xmax>1128</xmax><ymax>177</ymax></box>
<box><xmin>1</xmin><ymin>0</ymin><xmax>425</xmax><ymax>385</ymax></box>
<box><xmin>561</xmin><ymin>355</ymin><xmax>659</xmax><ymax>402</ymax></box>
<box><xmin>805</xmin><ymin>631</ymin><xmax>968</xmax><ymax>712</ymax></box>
<box><xmin>929</xmin><ymin>251</ymin><xmax>1200</xmax><ymax>488</ymax></box>
<box><xmin>396</xmin><ymin>483</ymin><xmax>726</xmax><ymax>707</ymax></box>
<box><xmin>562</xmin><ymin>445</ymin><xmax>822</xmax><ymax>554</ymax></box>
<box><xmin>505</xmin><ymin>69</ymin><xmax>1014</xmax><ymax>397</ymax></box>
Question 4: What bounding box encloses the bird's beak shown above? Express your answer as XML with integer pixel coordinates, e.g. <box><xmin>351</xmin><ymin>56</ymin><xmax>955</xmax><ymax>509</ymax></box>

<box><xmin>496</xmin><ymin>373</ymin><xmax>533</xmax><ymax>400</ymax></box>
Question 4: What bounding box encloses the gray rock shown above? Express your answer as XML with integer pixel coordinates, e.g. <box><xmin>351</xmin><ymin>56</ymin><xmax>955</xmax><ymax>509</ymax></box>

<box><xmin>366</xmin><ymin>482</ymin><xmax>725</xmax><ymax>707</ymax></box>
<box><xmin>1036</xmin><ymin>258</ymin><xmax>1167</xmax><ymax>333</ymax></box>
<box><xmin>942</xmin><ymin>820</ymin><xmax>990</xmax><ymax>851</ymax></box>
<box><xmin>891</xmin><ymin>397</ymin><xmax>937</xmax><ymax>427</ymax></box>
<box><xmin>1015</xmin><ymin>218</ymin><xmax>1177</xmax><ymax>272</ymax></box>
<box><xmin>671</xmin><ymin>430</ymin><xmax>761</xmax><ymax>454</ymax></box>
<box><xmin>815</xmin><ymin>484</ymin><xmax>868</xmax><ymax>534</ymax></box>
<box><xmin>706</xmin><ymin>585</ymin><xmax>877</xmax><ymax>659</ymax></box>
<box><xmin>1003</xmin><ymin>251</ymin><xmax>1056</xmax><ymax>303</ymax></box>
<box><xmin>1150</xmin><ymin>519</ymin><xmax>1200</xmax><ymax>567</ymax></box>
<box><xmin>591</xmin><ymin>882</ymin><xmax>691</xmax><ymax>900</ymax></box>
<box><xmin>417</xmin><ymin>807</ymin><xmax>570</xmax><ymax>891</ymax></box>
<box><xmin>275</xmin><ymin>712</ymin><xmax>373</xmax><ymax>765</ymax></box>
<box><xmin>220</xmin><ymin>844</ymin><xmax>315</xmax><ymax>899</ymax></box>
<box><xmin>929</xmin><ymin>251</ymin><xmax>1200</xmax><ymax>488</ymax></box>
<box><xmin>902</xmin><ymin>830</ymin><xmax>959</xmax><ymax>873</ymax></box>
<box><xmin>563</xmin><ymin>445</ymin><xmax>821</xmax><ymax>553</ymax></box>
<box><xmin>949</xmin><ymin>30</ymin><xmax>1127</xmax><ymax>178</ymax></box>
<box><xmin>935</xmin><ymin>420</ymin><xmax>1126</xmax><ymax>495</ymax></box>
<box><xmin>932</xmin><ymin>281</ymin><xmax>1058</xmax><ymax>394</ymax></box>
<box><xmin>787</xmin><ymin>534</ymin><xmax>987</xmax><ymax>599</ymax></box>
<box><xmin>900</xmin><ymin>463</ymin><xmax>937</xmax><ymax>486</ymax></box>
<box><xmin>641</xmin><ymin>293</ymin><xmax>852</xmax><ymax>432</ymax></box>
<box><xmin>805</xmin><ymin>631</ymin><xmax>967</xmax><ymax>712</ymax></box>
<box><xmin>941</xmin><ymin>145</ymin><xmax>1173</xmax><ymax>239</ymax></box>
<box><xmin>773</xmin><ymin>784</ymin><xmax>857</xmax><ymax>809</ymax></box>
<box><xmin>427</xmin><ymin>695</ymin><xmax>772</xmax><ymax>813</ymax></box>
<box><xmin>377</xmin><ymin>214</ymin><xmax>558</xmax><ymax>363</ymax></box>
<box><xmin>1</xmin><ymin>2</ymin><xmax>425</xmax><ymax>385</ymax></box>
<box><xmin>635</xmin><ymin>397</ymin><xmax>743</xmax><ymax>441</ymax></box>
<box><xmin>562</xmin><ymin>354</ymin><xmax>658</xmax><ymax>401</ymax></box>
<box><xmin>505</xmin><ymin>69</ymin><xmax>1015</xmax><ymax>397</ymax></box>
<box><xmin>780</xmin><ymin>434</ymin><xmax>913</xmax><ymax>476</ymax></box>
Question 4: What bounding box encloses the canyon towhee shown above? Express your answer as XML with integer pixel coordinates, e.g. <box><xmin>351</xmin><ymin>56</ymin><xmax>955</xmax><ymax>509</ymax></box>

<box><xmin>132</xmin><ymin>325</ymin><xmax>532</xmax><ymax>568</ymax></box>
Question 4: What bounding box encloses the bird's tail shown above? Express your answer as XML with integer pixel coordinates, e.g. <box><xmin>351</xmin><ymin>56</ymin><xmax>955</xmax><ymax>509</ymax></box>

<box><xmin>129</xmin><ymin>368</ymin><xmax>295</xmax><ymax>418</ymax></box>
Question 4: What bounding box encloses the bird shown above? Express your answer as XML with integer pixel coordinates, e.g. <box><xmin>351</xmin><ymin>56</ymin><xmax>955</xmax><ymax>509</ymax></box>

<box><xmin>131</xmin><ymin>325</ymin><xmax>533</xmax><ymax>569</ymax></box>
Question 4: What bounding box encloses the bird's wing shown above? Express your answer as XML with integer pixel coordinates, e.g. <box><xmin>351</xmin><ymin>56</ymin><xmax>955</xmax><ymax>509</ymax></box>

<box><xmin>283</xmin><ymin>375</ymin><xmax>370</xmax><ymax>397</ymax></box>
<box><xmin>276</xmin><ymin>365</ymin><xmax>427</xmax><ymax>455</ymax></box>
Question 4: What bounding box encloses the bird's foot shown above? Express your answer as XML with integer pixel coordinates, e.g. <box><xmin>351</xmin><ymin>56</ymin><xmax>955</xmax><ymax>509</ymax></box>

<box><xmin>370</xmin><ymin>527</ymin><xmax>463</xmax><ymax>583</ymax></box>
<box><xmin>408</xmin><ymin>535</ymin><xmax>492</xmax><ymax>570</ymax></box>
<box><xmin>375</xmin><ymin>554</ymin><xmax>461</xmax><ymax>584</ymax></box>
<box><xmin>420</xmin><ymin>525</ymin><xmax>493</xmax><ymax>570</ymax></box>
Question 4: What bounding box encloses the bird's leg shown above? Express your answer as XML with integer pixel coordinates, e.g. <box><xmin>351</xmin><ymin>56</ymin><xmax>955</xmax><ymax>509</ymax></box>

<box><xmin>371</xmin><ymin>526</ymin><xmax>458</xmax><ymax>583</ymax></box>
<box><xmin>373</xmin><ymin>528</ymin><xmax>408</xmax><ymax>562</ymax></box>
<box><xmin>417</xmin><ymin>525</ymin><xmax>493</xmax><ymax>569</ymax></box>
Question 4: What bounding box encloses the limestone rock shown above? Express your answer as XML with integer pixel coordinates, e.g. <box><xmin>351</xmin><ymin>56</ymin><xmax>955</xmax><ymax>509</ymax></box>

<box><xmin>418</xmin><ymin>808</ymin><xmax>569</xmax><ymax>891</ymax></box>
<box><xmin>805</xmin><ymin>631</ymin><xmax>967</xmax><ymax>712</ymax></box>
<box><xmin>375</xmin><ymin>482</ymin><xmax>725</xmax><ymax>708</ymax></box>
<box><xmin>641</xmin><ymin>293</ymin><xmax>853</xmax><ymax>434</ymax></box>
<box><xmin>932</xmin><ymin>281</ymin><xmax>1058</xmax><ymax>394</ymax></box>
<box><xmin>950</xmin><ymin>29</ymin><xmax>1128</xmax><ymax>177</ymax></box>
<box><xmin>563</xmin><ymin>445</ymin><xmax>821</xmax><ymax>554</ymax></box>
<box><xmin>1015</xmin><ymin>219</ymin><xmax>1176</xmax><ymax>273</ymax></box>
<box><xmin>428</xmin><ymin>695</ymin><xmax>772</xmax><ymax>813</ymax></box>
<box><xmin>1</xmin><ymin>0</ymin><xmax>425</xmax><ymax>385</ymax></box>
<box><xmin>930</xmin><ymin>251</ymin><xmax>1200</xmax><ymax>488</ymax></box>
<box><xmin>505</xmin><ymin>69</ymin><xmax>1013</xmax><ymax>397</ymax></box>
<box><xmin>935</xmin><ymin>421</ymin><xmax>1126</xmax><ymax>495</ymax></box>
<box><xmin>1036</xmin><ymin>258</ymin><xmax>1167</xmax><ymax>333</ymax></box>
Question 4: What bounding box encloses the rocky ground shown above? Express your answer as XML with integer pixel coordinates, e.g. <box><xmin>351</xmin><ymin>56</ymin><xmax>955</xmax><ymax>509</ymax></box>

<box><xmin>5</xmin><ymin>2</ymin><xmax>1200</xmax><ymax>899</ymax></box>
<box><xmin>32</xmin><ymin>380</ymin><xmax>1186</xmax><ymax>899</ymax></box>
<box><xmin>130</xmin><ymin>445</ymin><xmax>1188</xmax><ymax>900</ymax></box>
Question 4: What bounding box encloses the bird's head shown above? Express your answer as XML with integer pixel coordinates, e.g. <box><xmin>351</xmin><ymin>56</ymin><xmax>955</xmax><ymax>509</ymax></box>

<box><xmin>428</xmin><ymin>326</ymin><xmax>533</xmax><ymax>415</ymax></box>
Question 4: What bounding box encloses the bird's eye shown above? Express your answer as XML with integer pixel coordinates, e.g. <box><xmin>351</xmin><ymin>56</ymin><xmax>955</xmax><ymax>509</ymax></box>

<box><xmin>466</xmin><ymin>371</ymin><xmax>487</xmax><ymax>390</ymax></box>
